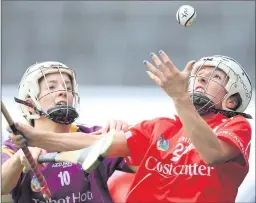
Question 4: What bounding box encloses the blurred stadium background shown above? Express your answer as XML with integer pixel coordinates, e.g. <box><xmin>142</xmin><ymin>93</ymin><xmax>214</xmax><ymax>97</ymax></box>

<box><xmin>1</xmin><ymin>1</ymin><xmax>255</xmax><ymax>202</ymax></box>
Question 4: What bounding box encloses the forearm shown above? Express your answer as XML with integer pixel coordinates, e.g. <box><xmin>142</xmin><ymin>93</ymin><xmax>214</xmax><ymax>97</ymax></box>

<box><xmin>106</xmin><ymin>131</ymin><xmax>130</xmax><ymax>158</ymax></box>
<box><xmin>29</xmin><ymin>130</ymin><xmax>130</xmax><ymax>157</ymax></box>
<box><xmin>29</xmin><ymin>132</ymin><xmax>103</xmax><ymax>152</ymax></box>
<box><xmin>2</xmin><ymin>151</ymin><xmax>23</xmax><ymax>195</ymax></box>
<box><xmin>173</xmin><ymin>94</ymin><xmax>222</xmax><ymax>165</ymax></box>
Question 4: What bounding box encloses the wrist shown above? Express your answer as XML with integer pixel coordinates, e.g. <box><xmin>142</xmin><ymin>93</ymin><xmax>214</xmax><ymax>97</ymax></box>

<box><xmin>172</xmin><ymin>93</ymin><xmax>199</xmax><ymax>116</ymax></box>
<box><xmin>14</xmin><ymin>150</ymin><xmax>25</xmax><ymax>167</ymax></box>
<box><xmin>172</xmin><ymin>93</ymin><xmax>191</xmax><ymax>105</ymax></box>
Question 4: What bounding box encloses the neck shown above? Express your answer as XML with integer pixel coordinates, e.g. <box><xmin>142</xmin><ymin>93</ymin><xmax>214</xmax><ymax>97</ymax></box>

<box><xmin>34</xmin><ymin>118</ymin><xmax>71</xmax><ymax>133</ymax></box>
<box><xmin>201</xmin><ymin>112</ymin><xmax>216</xmax><ymax>121</ymax></box>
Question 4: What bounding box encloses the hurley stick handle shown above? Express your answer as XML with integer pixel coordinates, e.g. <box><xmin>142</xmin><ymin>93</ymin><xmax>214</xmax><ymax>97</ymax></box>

<box><xmin>1</xmin><ymin>101</ymin><xmax>51</xmax><ymax>200</ymax></box>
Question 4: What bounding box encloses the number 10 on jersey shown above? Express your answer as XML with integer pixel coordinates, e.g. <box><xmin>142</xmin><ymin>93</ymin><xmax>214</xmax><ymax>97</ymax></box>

<box><xmin>58</xmin><ymin>171</ymin><xmax>71</xmax><ymax>186</ymax></box>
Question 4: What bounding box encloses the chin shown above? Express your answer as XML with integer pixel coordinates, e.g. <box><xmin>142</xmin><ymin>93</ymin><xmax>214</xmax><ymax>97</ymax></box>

<box><xmin>193</xmin><ymin>90</ymin><xmax>206</xmax><ymax>95</ymax></box>
<box><xmin>211</xmin><ymin>102</ymin><xmax>221</xmax><ymax>109</ymax></box>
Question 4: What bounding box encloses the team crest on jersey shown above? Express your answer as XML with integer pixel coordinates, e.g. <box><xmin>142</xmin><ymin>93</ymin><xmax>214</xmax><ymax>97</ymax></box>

<box><xmin>157</xmin><ymin>135</ymin><xmax>169</xmax><ymax>151</ymax></box>
<box><xmin>31</xmin><ymin>175</ymin><xmax>41</xmax><ymax>192</ymax></box>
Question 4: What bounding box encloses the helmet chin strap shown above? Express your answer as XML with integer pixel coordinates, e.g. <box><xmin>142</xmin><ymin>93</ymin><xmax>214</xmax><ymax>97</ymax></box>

<box><xmin>189</xmin><ymin>93</ymin><xmax>215</xmax><ymax>116</ymax></box>
<box><xmin>14</xmin><ymin>97</ymin><xmax>79</xmax><ymax>125</ymax></box>
<box><xmin>46</xmin><ymin>105</ymin><xmax>79</xmax><ymax>124</ymax></box>
<box><xmin>189</xmin><ymin>93</ymin><xmax>252</xmax><ymax>119</ymax></box>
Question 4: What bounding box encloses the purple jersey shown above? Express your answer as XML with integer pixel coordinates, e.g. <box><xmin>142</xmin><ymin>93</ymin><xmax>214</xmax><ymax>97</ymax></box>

<box><xmin>2</xmin><ymin>125</ymin><xmax>132</xmax><ymax>203</ymax></box>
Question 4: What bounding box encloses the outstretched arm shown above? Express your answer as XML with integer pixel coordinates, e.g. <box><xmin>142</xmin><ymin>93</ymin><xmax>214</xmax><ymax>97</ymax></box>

<box><xmin>9</xmin><ymin>123</ymin><xmax>130</xmax><ymax>157</ymax></box>
<box><xmin>173</xmin><ymin>95</ymin><xmax>241</xmax><ymax>166</ymax></box>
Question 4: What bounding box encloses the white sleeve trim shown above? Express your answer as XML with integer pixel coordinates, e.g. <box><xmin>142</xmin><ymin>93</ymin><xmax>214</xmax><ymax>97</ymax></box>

<box><xmin>125</xmin><ymin>131</ymin><xmax>133</xmax><ymax>139</ymax></box>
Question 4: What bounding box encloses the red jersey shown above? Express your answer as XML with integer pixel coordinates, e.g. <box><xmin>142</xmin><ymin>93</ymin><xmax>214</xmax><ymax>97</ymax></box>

<box><xmin>125</xmin><ymin>113</ymin><xmax>251</xmax><ymax>203</ymax></box>
<box><xmin>108</xmin><ymin>171</ymin><xmax>135</xmax><ymax>203</ymax></box>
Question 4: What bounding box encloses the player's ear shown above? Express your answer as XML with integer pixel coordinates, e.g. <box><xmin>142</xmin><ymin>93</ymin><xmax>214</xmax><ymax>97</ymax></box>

<box><xmin>225</xmin><ymin>94</ymin><xmax>241</xmax><ymax>110</ymax></box>
<box><xmin>25</xmin><ymin>98</ymin><xmax>35</xmax><ymax>114</ymax></box>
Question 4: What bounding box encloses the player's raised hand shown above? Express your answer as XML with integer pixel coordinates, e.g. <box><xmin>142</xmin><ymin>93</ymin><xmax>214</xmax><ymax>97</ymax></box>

<box><xmin>7</xmin><ymin>123</ymin><xmax>41</xmax><ymax>147</ymax></box>
<box><xmin>7</xmin><ymin>125</ymin><xmax>27</xmax><ymax>148</ymax></box>
<box><xmin>143</xmin><ymin>50</ymin><xmax>195</xmax><ymax>100</ymax></box>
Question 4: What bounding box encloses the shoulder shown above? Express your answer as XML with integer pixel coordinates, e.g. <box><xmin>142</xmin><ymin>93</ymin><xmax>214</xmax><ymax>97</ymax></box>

<box><xmin>148</xmin><ymin>116</ymin><xmax>182</xmax><ymax>130</ymax></box>
<box><xmin>230</xmin><ymin>115</ymin><xmax>252</xmax><ymax>125</ymax></box>
<box><xmin>218</xmin><ymin>115</ymin><xmax>252</xmax><ymax>132</ymax></box>
<box><xmin>2</xmin><ymin>138</ymin><xmax>19</xmax><ymax>152</ymax></box>
<box><xmin>214</xmin><ymin>115</ymin><xmax>252</xmax><ymax>147</ymax></box>
<box><xmin>132</xmin><ymin>116</ymin><xmax>181</xmax><ymax>128</ymax></box>
<box><xmin>128</xmin><ymin>116</ymin><xmax>181</xmax><ymax>139</ymax></box>
<box><xmin>155</xmin><ymin>115</ymin><xmax>181</xmax><ymax>124</ymax></box>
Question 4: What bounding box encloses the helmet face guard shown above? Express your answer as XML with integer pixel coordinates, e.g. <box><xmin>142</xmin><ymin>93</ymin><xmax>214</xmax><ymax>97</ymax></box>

<box><xmin>188</xmin><ymin>56</ymin><xmax>252</xmax><ymax>119</ymax></box>
<box><xmin>18</xmin><ymin>61</ymin><xmax>80</xmax><ymax>125</ymax></box>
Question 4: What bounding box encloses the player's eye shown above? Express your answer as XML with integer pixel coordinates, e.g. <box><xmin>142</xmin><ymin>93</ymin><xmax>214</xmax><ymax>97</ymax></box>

<box><xmin>214</xmin><ymin>74</ymin><xmax>221</xmax><ymax>80</ymax></box>
<box><xmin>48</xmin><ymin>86</ymin><xmax>55</xmax><ymax>90</ymax></box>
<box><xmin>197</xmin><ymin>70</ymin><xmax>204</xmax><ymax>76</ymax></box>
<box><xmin>64</xmin><ymin>84</ymin><xmax>72</xmax><ymax>90</ymax></box>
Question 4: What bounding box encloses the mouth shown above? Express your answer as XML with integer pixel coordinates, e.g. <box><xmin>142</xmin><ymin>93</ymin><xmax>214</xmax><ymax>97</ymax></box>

<box><xmin>55</xmin><ymin>101</ymin><xmax>67</xmax><ymax>106</ymax></box>
<box><xmin>195</xmin><ymin>86</ymin><xmax>205</xmax><ymax>93</ymax></box>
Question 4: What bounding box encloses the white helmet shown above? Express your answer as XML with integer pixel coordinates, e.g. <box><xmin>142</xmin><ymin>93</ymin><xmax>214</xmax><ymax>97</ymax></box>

<box><xmin>189</xmin><ymin>55</ymin><xmax>252</xmax><ymax>114</ymax></box>
<box><xmin>18</xmin><ymin>61</ymin><xmax>80</xmax><ymax>124</ymax></box>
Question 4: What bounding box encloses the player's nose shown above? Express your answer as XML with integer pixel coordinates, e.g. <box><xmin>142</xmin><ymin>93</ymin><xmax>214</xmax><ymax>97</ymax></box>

<box><xmin>56</xmin><ymin>87</ymin><xmax>68</xmax><ymax>98</ymax></box>
<box><xmin>197</xmin><ymin>76</ymin><xmax>207</xmax><ymax>84</ymax></box>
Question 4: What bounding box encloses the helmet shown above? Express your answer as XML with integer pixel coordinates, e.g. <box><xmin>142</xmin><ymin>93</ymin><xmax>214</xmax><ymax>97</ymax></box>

<box><xmin>189</xmin><ymin>55</ymin><xmax>252</xmax><ymax>114</ymax></box>
<box><xmin>18</xmin><ymin>61</ymin><xmax>80</xmax><ymax>124</ymax></box>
